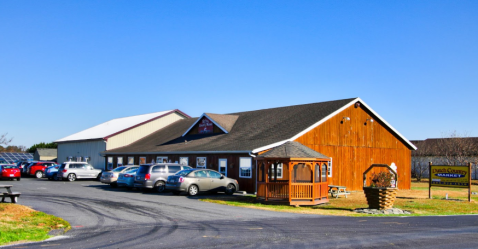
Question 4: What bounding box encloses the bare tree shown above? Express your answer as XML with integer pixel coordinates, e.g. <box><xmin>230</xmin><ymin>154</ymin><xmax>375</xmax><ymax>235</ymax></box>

<box><xmin>0</xmin><ymin>133</ymin><xmax>12</xmax><ymax>146</ymax></box>
<box><xmin>436</xmin><ymin>131</ymin><xmax>478</xmax><ymax>166</ymax></box>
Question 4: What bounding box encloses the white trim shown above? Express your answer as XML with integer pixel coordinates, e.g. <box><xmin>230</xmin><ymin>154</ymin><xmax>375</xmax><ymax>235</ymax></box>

<box><xmin>328</xmin><ymin>157</ymin><xmax>333</xmax><ymax>177</ymax></box>
<box><xmin>182</xmin><ymin>113</ymin><xmax>229</xmax><ymax>137</ymax></box>
<box><xmin>239</xmin><ymin>157</ymin><xmax>252</xmax><ymax>178</ymax></box>
<box><xmin>219</xmin><ymin>158</ymin><xmax>227</xmax><ymax>176</ymax></box>
<box><xmin>103</xmin><ymin>150</ymin><xmax>251</xmax><ymax>156</ymax></box>
<box><xmin>252</xmin><ymin>98</ymin><xmax>417</xmax><ymax>153</ymax></box>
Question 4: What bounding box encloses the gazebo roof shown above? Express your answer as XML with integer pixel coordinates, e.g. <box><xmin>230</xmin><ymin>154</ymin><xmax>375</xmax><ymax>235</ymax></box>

<box><xmin>257</xmin><ymin>141</ymin><xmax>329</xmax><ymax>160</ymax></box>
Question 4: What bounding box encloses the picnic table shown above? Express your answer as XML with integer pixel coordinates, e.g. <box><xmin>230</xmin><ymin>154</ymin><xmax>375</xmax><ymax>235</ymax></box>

<box><xmin>0</xmin><ymin>185</ymin><xmax>21</xmax><ymax>203</ymax></box>
<box><xmin>328</xmin><ymin>185</ymin><xmax>350</xmax><ymax>198</ymax></box>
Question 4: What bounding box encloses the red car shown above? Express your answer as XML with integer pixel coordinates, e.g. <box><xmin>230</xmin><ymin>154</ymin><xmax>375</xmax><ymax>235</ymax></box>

<box><xmin>1</xmin><ymin>164</ymin><xmax>21</xmax><ymax>181</ymax></box>
<box><xmin>28</xmin><ymin>161</ymin><xmax>56</xmax><ymax>178</ymax></box>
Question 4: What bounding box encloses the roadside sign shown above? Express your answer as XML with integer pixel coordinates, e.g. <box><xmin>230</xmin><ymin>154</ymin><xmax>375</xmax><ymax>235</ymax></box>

<box><xmin>429</xmin><ymin>162</ymin><xmax>472</xmax><ymax>202</ymax></box>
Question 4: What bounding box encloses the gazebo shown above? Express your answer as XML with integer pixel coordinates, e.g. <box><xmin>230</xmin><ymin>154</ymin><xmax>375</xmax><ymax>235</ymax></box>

<box><xmin>256</xmin><ymin>141</ymin><xmax>330</xmax><ymax>206</ymax></box>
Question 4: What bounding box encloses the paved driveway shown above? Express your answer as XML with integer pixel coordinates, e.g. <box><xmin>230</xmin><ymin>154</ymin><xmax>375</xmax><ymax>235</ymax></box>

<box><xmin>3</xmin><ymin>178</ymin><xmax>478</xmax><ymax>248</ymax></box>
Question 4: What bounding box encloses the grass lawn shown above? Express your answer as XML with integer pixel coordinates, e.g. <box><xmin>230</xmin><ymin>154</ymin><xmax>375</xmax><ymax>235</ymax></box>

<box><xmin>0</xmin><ymin>203</ymin><xmax>70</xmax><ymax>246</ymax></box>
<box><xmin>200</xmin><ymin>180</ymin><xmax>478</xmax><ymax>216</ymax></box>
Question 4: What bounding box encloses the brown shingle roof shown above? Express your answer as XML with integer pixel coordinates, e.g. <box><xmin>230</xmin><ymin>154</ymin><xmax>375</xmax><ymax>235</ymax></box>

<box><xmin>411</xmin><ymin>137</ymin><xmax>478</xmax><ymax>156</ymax></box>
<box><xmin>204</xmin><ymin>113</ymin><xmax>239</xmax><ymax>133</ymax></box>
<box><xmin>104</xmin><ymin>98</ymin><xmax>400</xmax><ymax>154</ymax></box>
<box><xmin>257</xmin><ymin>141</ymin><xmax>329</xmax><ymax>159</ymax></box>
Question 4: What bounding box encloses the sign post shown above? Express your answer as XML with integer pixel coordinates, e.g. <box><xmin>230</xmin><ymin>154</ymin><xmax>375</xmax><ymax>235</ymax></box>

<box><xmin>429</xmin><ymin>162</ymin><xmax>472</xmax><ymax>202</ymax></box>
<box><xmin>429</xmin><ymin>162</ymin><xmax>432</xmax><ymax>199</ymax></box>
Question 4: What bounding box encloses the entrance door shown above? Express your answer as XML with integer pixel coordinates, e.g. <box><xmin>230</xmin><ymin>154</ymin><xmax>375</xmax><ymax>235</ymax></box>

<box><xmin>218</xmin><ymin>158</ymin><xmax>227</xmax><ymax>176</ymax></box>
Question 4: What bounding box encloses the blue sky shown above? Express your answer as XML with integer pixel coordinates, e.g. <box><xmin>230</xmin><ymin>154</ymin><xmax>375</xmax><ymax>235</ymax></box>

<box><xmin>1</xmin><ymin>1</ymin><xmax>477</xmax><ymax>147</ymax></box>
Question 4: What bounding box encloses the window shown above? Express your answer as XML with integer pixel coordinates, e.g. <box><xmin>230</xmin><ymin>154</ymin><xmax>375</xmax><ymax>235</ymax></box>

<box><xmin>328</xmin><ymin>158</ymin><xmax>333</xmax><ymax>177</ymax></box>
<box><xmin>180</xmin><ymin>157</ymin><xmax>189</xmax><ymax>166</ymax></box>
<box><xmin>128</xmin><ymin>157</ymin><xmax>134</xmax><ymax>165</ymax></box>
<box><xmin>168</xmin><ymin>165</ymin><xmax>181</xmax><ymax>173</ymax></box>
<box><xmin>268</xmin><ymin>163</ymin><xmax>283</xmax><ymax>179</ymax></box>
<box><xmin>315</xmin><ymin>163</ymin><xmax>321</xmax><ymax>182</ymax></box>
<box><xmin>156</xmin><ymin>156</ymin><xmax>168</xmax><ymax>163</ymax></box>
<box><xmin>194</xmin><ymin>170</ymin><xmax>208</xmax><ymax>177</ymax></box>
<box><xmin>117</xmin><ymin>157</ymin><xmax>123</xmax><ymax>167</ymax></box>
<box><xmin>152</xmin><ymin>165</ymin><xmax>166</xmax><ymax>173</ymax></box>
<box><xmin>218</xmin><ymin>159</ymin><xmax>227</xmax><ymax>176</ymax></box>
<box><xmin>209</xmin><ymin>171</ymin><xmax>222</xmax><ymax>179</ymax></box>
<box><xmin>322</xmin><ymin>163</ymin><xmax>327</xmax><ymax>182</ymax></box>
<box><xmin>107</xmin><ymin>157</ymin><xmax>113</xmax><ymax>170</ymax></box>
<box><xmin>239</xmin><ymin>157</ymin><xmax>252</xmax><ymax>178</ymax></box>
<box><xmin>139</xmin><ymin>157</ymin><xmax>146</xmax><ymax>165</ymax></box>
<box><xmin>196</xmin><ymin>157</ymin><xmax>206</xmax><ymax>168</ymax></box>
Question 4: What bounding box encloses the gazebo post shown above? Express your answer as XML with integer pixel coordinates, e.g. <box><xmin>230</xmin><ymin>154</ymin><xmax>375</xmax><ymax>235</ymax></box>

<box><xmin>289</xmin><ymin>161</ymin><xmax>293</xmax><ymax>204</ymax></box>
<box><xmin>265</xmin><ymin>161</ymin><xmax>269</xmax><ymax>202</ymax></box>
<box><xmin>311</xmin><ymin>162</ymin><xmax>315</xmax><ymax>202</ymax></box>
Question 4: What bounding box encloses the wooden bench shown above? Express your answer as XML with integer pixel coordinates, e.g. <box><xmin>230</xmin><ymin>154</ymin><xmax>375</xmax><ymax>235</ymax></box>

<box><xmin>1</xmin><ymin>192</ymin><xmax>21</xmax><ymax>203</ymax></box>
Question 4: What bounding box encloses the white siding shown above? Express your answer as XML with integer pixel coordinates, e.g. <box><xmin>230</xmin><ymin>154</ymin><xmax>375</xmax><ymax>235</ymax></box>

<box><xmin>58</xmin><ymin>140</ymin><xmax>107</xmax><ymax>170</ymax></box>
<box><xmin>106</xmin><ymin>112</ymin><xmax>185</xmax><ymax>150</ymax></box>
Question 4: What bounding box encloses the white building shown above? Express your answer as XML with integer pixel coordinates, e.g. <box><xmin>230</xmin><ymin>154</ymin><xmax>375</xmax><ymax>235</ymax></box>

<box><xmin>55</xmin><ymin>110</ymin><xmax>189</xmax><ymax>170</ymax></box>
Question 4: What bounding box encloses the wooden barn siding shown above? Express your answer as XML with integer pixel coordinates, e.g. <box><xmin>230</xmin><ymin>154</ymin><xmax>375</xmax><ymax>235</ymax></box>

<box><xmin>111</xmin><ymin>153</ymin><xmax>256</xmax><ymax>193</ymax></box>
<box><xmin>294</xmin><ymin>104</ymin><xmax>411</xmax><ymax>190</ymax></box>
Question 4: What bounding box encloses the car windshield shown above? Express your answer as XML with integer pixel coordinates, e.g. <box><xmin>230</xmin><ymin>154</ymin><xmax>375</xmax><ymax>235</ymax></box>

<box><xmin>112</xmin><ymin>166</ymin><xmax>127</xmax><ymax>172</ymax></box>
<box><xmin>138</xmin><ymin>165</ymin><xmax>151</xmax><ymax>174</ymax></box>
<box><xmin>2</xmin><ymin>165</ymin><xmax>17</xmax><ymax>169</ymax></box>
<box><xmin>176</xmin><ymin>169</ymin><xmax>193</xmax><ymax>176</ymax></box>
<box><xmin>124</xmin><ymin>168</ymin><xmax>137</xmax><ymax>174</ymax></box>
<box><xmin>59</xmin><ymin>163</ymin><xmax>66</xmax><ymax>169</ymax></box>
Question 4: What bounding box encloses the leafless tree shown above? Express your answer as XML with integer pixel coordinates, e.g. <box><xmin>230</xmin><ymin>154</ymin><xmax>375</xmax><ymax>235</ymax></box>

<box><xmin>0</xmin><ymin>133</ymin><xmax>12</xmax><ymax>146</ymax></box>
<box><xmin>436</xmin><ymin>131</ymin><xmax>478</xmax><ymax>166</ymax></box>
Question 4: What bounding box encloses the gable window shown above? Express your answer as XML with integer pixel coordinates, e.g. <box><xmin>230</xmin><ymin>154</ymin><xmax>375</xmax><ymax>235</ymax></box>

<box><xmin>197</xmin><ymin>157</ymin><xmax>206</xmax><ymax>169</ymax></box>
<box><xmin>117</xmin><ymin>157</ymin><xmax>123</xmax><ymax>167</ymax></box>
<box><xmin>268</xmin><ymin>163</ymin><xmax>283</xmax><ymax>179</ymax></box>
<box><xmin>139</xmin><ymin>157</ymin><xmax>146</xmax><ymax>165</ymax></box>
<box><xmin>157</xmin><ymin>156</ymin><xmax>168</xmax><ymax>164</ymax></box>
<box><xmin>127</xmin><ymin>157</ymin><xmax>134</xmax><ymax>165</ymax></box>
<box><xmin>180</xmin><ymin>157</ymin><xmax>189</xmax><ymax>166</ymax></box>
<box><xmin>328</xmin><ymin>158</ymin><xmax>333</xmax><ymax>177</ymax></box>
<box><xmin>107</xmin><ymin>157</ymin><xmax>113</xmax><ymax>170</ymax></box>
<box><xmin>239</xmin><ymin>157</ymin><xmax>252</xmax><ymax>178</ymax></box>
<box><xmin>219</xmin><ymin>158</ymin><xmax>227</xmax><ymax>176</ymax></box>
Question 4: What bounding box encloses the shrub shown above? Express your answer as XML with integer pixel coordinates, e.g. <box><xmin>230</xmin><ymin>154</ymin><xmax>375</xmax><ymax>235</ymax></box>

<box><xmin>369</xmin><ymin>171</ymin><xmax>394</xmax><ymax>188</ymax></box>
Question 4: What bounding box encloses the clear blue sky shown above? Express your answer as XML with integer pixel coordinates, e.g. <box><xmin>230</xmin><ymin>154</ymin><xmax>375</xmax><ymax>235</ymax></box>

<box><xmin>1</xmin><ymin>1</ymin><xmax>477</xmax><ymax>148</ymax></box>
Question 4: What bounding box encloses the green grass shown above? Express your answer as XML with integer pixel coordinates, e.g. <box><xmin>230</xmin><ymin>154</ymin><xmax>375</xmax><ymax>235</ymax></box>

<box><xmin>199</xmin><ymin>181</ymin><xmax>478</xmax><ymax>217</ymax></box>
<box><xmin>0</xmin><ymin>204</ymin><xmax>70</xmax><ymax>246</ymax></box>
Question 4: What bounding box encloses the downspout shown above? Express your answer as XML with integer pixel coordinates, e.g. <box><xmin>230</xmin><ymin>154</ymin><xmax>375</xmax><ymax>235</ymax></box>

<box><xmin>249</xmin><ymin>152</ymin><xmax>257</xmax><ymax>194</ymax></box>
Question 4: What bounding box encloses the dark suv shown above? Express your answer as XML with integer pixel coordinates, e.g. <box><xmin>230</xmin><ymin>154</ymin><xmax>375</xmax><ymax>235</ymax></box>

<box><xmin>134</xmin><ymin>163</ymin><xmax>192</xmax><ymax>193</ymax></box>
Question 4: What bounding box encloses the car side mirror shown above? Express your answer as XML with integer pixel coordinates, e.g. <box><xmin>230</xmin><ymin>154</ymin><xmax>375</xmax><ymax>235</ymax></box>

<box><xmin>220</xmin><ymin>175</ymin><xmax>224</xmax><ymax>179</ymax></box>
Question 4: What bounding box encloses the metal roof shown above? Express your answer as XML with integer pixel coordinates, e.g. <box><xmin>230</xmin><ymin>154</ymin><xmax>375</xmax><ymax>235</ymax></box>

<box><xmin>56</xmin><ymin>110</ymin><xmax>189</xmax><ymax>143</ymax></box>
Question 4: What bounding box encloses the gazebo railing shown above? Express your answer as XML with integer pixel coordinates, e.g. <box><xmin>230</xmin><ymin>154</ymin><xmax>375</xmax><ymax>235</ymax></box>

<box><xmin>257</xmin><ymin>182</ymin><xmax>328</xmax><ymax>200</ymax></box>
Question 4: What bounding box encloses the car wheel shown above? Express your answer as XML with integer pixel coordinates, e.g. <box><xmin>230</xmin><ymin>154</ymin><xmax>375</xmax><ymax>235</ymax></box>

<box><xmin>188</xmin><ymin>185</ymin><xmax>199</xmax><ymax>196</ymax></box>
<box><xmin>67</xmin><ymin>174</ymin><xmax>76</xmax><ymax>182</ymax></box>
<box><xmin>17</xmin><ymin>178</ymin><xmax>21</xmax><ymax>181</ymax></box>
<box><xmin>110</xmin><ymin>182</ymin><xmax>118</xmax><ymax>188</ymax></box>
<box><xmin>53</xmin><ymin>175</ymin><xmax>59</xmax><ymax>181</ymax></box>
<box><xmin>155</xmin><ymin>181</ymin><xmax>166</xmax><ymax>193</ymax></box>
<box><xmin>47</xmin><ymin>177</ymin><xmax>52</xmax><ymax>181</ymax></box>
<box><xmin>35</xmin><ymin>171</ymin><xmax>43</xmax><ymax>179</ymax></box>
<box><xmin>226</xmin><ymin>184</ymin><xmax>236</xmax><ymax>195</ymax></box>
<box><xmin>172</xmin><ymin>191</ymin><xmax>181</xmax><ymax>195</ymax></box>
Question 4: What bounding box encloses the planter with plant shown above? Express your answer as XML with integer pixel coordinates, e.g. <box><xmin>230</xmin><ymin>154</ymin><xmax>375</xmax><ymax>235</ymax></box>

<box><xmin>363</xmin><ymin>164</ymin><xmax>398</xmax><ymax>210</ymax></box>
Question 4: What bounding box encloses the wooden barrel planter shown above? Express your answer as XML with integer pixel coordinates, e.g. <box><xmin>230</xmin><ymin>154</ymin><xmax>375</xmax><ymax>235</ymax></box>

<box><xmin>363</xmin><ymin>187</ymin><xmax>398</xmax><ymax>210</ymax></box>
<box><xmin>363</xmin><ymin>164</ymin><xmax>398</xmax><ymax>210</ymax></box>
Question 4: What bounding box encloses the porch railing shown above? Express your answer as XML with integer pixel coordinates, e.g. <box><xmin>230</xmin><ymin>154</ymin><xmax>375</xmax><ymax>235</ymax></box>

<box><xmin>257</xmin><ymin>182</ymin><xmax>329</xmax><ymax>200</ymax></box>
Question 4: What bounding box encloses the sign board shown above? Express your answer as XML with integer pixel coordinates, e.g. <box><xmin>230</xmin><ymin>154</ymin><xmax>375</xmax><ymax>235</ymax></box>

<box><xmin>198</xmin><ymin>117</ymin><xmax>213</xmax><ymax>134</ymax></box>
<box><xmin>430</xmin><ymin>165</ymin><xmax>470</xmax><ymax>188</ymax></box>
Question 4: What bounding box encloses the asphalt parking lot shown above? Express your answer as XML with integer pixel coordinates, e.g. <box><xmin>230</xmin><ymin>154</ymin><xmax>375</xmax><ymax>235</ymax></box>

<box><xmin>3</xmin><ymin>178</ymin><xmax>478</xmax><ymax>249</ymax></box>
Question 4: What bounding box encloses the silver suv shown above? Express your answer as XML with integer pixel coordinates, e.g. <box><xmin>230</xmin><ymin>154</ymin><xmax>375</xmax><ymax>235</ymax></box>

<box><xmin>134</xmin><ymin>163</ymin><xmax>192</xmax><ymax>192</ymax></box>
<box><xmin>57</xmin><ymin>162</ymin><xmax>102</xmax><ymax>181</ymax></box>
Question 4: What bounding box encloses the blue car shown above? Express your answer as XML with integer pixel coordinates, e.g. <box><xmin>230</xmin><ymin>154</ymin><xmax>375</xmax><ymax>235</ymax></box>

<box><xmin>45</xmin><ymin>165</ymin><xmax>60</xmax><ymax>180</ymax></box>
<box><xmin>117</xmin><ymin>168</ymin><xmax>138</xmax><ymax>189</ymax></box>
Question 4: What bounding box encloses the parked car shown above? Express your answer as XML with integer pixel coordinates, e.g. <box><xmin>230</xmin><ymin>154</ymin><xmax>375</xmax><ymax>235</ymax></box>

<box><xmin>117</xmin><ymin>168</ymin><xmax>139</xmax><ymax>189</ymax></box>
<box><xmin>1</xmin><ymin>164</ymin><xmax>21</xmax><ymax>181</ymax></box>
<box><xmin>22</xmin><ymin>161</ymin><xmax>36</xmax><ymax>175</ymax></box>
<box><xmin>166</xmin><ymin>169</ymin><xmax>238</xmax><ymax>196</ymax></box>
<box><xmin>100</xmin><ymin>165</ymin><xmax>139</xmax><ymax>187</ymax></box>
<box><xmin>28</xmin><ymin>161</ymin><xmax>56</xmax><ymax>178</ymax></box>
<box><xmin>134</xmin><ymin>163</ymin><xmax>192</xmax><ymax>192</ymax></box>
<box><xmin>16</xmin><ymin>161</ymin><xmax>31</xmax><ymax>172</ymax></box>
<box><xmin>57</xmin><ymin>162</ymin><xmax>102</xmax><ymax>181</ymax></box>
<box><xmin>45</xmin><ymin>164</ymin><xmax>60</xmax><ymax>180</ymax></box>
